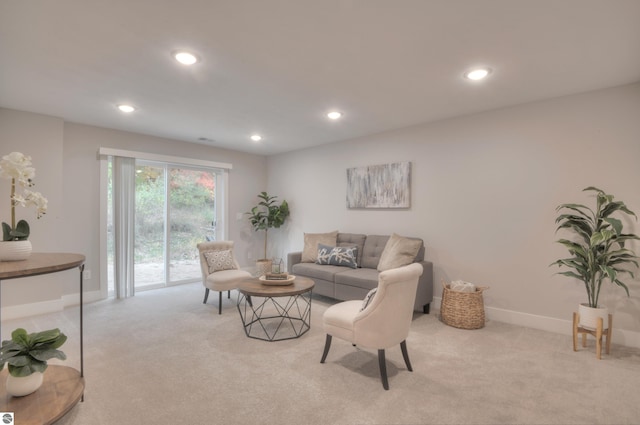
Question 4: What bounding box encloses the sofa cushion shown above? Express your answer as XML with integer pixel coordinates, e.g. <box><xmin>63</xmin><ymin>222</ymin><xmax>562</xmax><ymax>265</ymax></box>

<box><xmin>316</xmin><ymin>244</ymin><xmax>358</xmax><ymax>269</ymax></box>
<box><xmin>377</xmin><ymin>233</ymin><xmax>423</xmax><ymax>271</ymax></box>
<box><xmin>360</xmin><ymin>235</ymin><xmax>390</xmax><ymax>269</ymax></box>
<box><xmin>302</xmin><ymin>231</ymin><xmax>338</xmax><ymax>263</ymax></box>
<box><xmin>292</xmin><ymin>262</ymin><xmax>346</xmax><ymax>282</ymax></box>
<box><xmin>337</xmin><ymin>233</ymin><xmax>366</xmax><ymax>267</ymax></box>
<box><xmin>334</xmin><ymin>267</ymin><xmax>380</xmax><ymax>290</ymax></box>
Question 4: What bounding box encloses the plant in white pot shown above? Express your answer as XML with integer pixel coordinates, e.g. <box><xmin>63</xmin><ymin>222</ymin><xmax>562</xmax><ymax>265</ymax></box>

<box><xmin>551</xmin><ymin>186</ymin><xmax>639</xmax><ymax>330</ymax></box>
<box><xmin>0</xmin><ymin>152</ymin><xmax>48</xmax><ymax>261</ymax></box>
<box><xmin>0</xmin><ymin>328</ymin><xmax>67</xmax><ymax>397</ymax></box>
<box><xmin>246</xmin><ymin>192</ymin><xmax>290</xmax><ymax>275</ymax></box>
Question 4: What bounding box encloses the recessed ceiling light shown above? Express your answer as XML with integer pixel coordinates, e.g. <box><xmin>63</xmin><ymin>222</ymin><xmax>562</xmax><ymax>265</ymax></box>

<box><xmin>117</xmin><ymin>104</ymin><xmax>136</xmax><ymax>113</ymax></box>
<box><xmin>250</xmin><ymin>134</ymin><xmax>262</xmax><ymax>142</ymax></box>
<box><xmin>464</xmin><ymin>68</ymin><xmax>491</xmax><ymax>81</ymax></box>
<box><xmin>173</xmin><ymin>51</ymin><xmax>199</xmax><ymax>65</ymax></box>
<box><xmin>327</xmin><ymin>111</ymin><xmax>342</xmax><ymax>120</ymax></box>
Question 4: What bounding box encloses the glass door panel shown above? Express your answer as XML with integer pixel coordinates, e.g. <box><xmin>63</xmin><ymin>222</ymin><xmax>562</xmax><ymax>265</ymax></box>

<box><xmin>134</xmin><ymin>164</ymin><xmax>166</xmax><ymax>289</ymax></box>
<box><xmin>168</xmin><ymin>168</ymin><xmax>216</xmax><ymax>283</ymax></box>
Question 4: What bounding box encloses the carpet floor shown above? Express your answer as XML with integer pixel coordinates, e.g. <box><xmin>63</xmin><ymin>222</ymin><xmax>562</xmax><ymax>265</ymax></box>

<box><xmin>2</xmin><ymin>282</ymin><xmax>639</xmax><ymax>425</ymax></box>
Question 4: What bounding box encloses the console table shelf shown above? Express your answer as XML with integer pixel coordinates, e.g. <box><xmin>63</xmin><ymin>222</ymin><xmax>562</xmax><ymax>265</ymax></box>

<box><xmin>0</xmin><ymin>253</ymin><xmax>85</xmax><ymax>424</ymax></box>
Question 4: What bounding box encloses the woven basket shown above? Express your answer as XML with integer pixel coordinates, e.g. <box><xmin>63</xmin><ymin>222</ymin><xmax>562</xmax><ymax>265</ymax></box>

<box><xmin>440</xmin><ymin>281</ymin><xmax>488</xmax><ymax>329</ymax></box>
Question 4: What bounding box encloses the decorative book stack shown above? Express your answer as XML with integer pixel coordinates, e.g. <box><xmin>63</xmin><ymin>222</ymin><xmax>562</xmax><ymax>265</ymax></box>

<box><xmin>265</xmin><ymin>272</ymin><xmax>289</xmax><ymax>280</ymax></box>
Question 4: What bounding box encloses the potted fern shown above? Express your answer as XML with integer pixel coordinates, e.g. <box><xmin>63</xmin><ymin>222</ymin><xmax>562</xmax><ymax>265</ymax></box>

<box><xmin>551</xmin><ymin>186</ymin><xmax>639</xmax><ymax>330</ymax></box>
<box><xmin>0</xmin><ymin>328</ymin><xmax>67</xmax><ymax>396</ymax></box>
<box><xmin>246</xmin><ymin>192</ymin><xmax>290</xmax><ymax>275</ymax></box>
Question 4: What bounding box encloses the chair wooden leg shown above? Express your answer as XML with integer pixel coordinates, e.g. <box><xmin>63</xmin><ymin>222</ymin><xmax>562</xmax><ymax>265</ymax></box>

<box><xmin>218</xmin><ymin>291</ymin><xmax>222</xmax><ymax>315</ymax></box>
<box><xmin>320</xmin><ymin>335</ymin><xmax>332</xmax><ymax>363</ymax></box>
<box><xmin>203</xmin><ymin>288</ymin><xmax>210</xmax><ymax>304</ymax></box>
<box><xmin>400</xmin><ymin>340</ymin><xmax>413</xmax><ymax>372</ymax></box>
<box><xmin>378</xmin><ymin>349</ymin><xmax>389</xmax><ymax>390</ymax></box>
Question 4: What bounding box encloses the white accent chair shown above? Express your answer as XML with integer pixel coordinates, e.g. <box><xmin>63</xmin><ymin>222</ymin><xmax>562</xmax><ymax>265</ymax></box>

<box><xmin>320</xmin><ymin>263</ymin><xmax>423</xmax><ymax>390</ymax></box>
<box><xmin>197</xmin><ymin>241</ymin><xmax>252</xmax><ymax>314</ymax></box>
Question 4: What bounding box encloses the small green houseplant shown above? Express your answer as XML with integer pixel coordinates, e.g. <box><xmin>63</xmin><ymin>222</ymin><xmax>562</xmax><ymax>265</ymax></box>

<box><xmin>1</xmin><ymin>328</ymin><xmax>67</xmax><ymax>376</ymax></box>
<box><xmin>0</xmin><ymin>328</ymin><xmax>67</xmax><ymax>396</ymax></box>
<box><xmin>551</xmin><ymin>187</ymin><xmax>639</xmax><ymax>326</ymax></box>
<box><xmin>246</xmin><ymin>192</ymin><xmax>290</xmax><ymax>260</ymax></box>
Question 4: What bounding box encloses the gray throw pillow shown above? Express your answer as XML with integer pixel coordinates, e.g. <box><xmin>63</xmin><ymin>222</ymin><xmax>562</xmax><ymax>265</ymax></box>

<box><xmin>316</xmin><ymin>244</ymin><xmax>358</xmax><ymax>269</ymax></box>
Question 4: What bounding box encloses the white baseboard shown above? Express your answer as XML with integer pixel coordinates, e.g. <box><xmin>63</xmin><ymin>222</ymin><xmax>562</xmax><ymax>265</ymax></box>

<box><xmin>1</xmin><ymin>290</ymin><xmax>104</xmax><ymax>321</ymax></box>
<box><xmin>433</xmin><ymin>296</ymin><xmax>640</xmax><ymax>349</ymax></box>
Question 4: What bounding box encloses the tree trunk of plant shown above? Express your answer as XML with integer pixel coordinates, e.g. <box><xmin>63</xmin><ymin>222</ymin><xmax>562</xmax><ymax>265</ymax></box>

<box><xmin>263</xmin><ymin>228</ymin><xmax>268</xmax><ymax>259</ymax></box>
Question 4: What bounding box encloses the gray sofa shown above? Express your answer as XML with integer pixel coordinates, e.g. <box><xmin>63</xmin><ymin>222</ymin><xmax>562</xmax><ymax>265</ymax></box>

<box><xmin>287</xmin><ymin>233</ymin><xmax>433</xmax><ymax>313</ymax></box>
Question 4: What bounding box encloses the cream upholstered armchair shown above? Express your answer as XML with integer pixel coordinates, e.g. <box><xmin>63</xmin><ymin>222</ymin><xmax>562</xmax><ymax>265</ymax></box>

<box><xmin>197</xmin><ymin>241</ymin><xmax>252</xmax><ymax>314</ymax></box>
<box><xmin>320</xmin><ymin>262</ymin><xmax>423</xmax><ymax>390</ymax></box>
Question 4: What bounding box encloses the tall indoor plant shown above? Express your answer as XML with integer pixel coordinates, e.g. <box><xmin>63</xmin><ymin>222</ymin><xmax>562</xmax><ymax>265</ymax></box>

<box><xmin>551</xmin><ymin>186</ymin><xmax>639</xmax><ymax>328</ymax></box>
<box><xmin>0</xmin><ymin>152</ymin><xmax>48</xmax><ymax>261</ymax></box>
<box><xmin>0</xmin><ymin>328</ymin><xmax>67</xmax><ymax>396</ymax></box>
<box><xmin>246</xmin><ymin>192</ymin><xmax>289</xmax><ymax>272</ymax></box>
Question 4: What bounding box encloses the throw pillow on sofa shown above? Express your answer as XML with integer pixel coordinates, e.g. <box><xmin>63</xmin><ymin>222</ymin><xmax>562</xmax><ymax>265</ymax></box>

<box><xmin>316</xmin><ymin>244</ymin><xmax>358</xmax><ymax>269</ymax></box>
<box><xmin>377</xmin><ymin>233</ymin><xmax>422</xmax><ymax>271</ymax></box>
<box><xmin>302</xmin><ymin>231</ymin><xmax>338</xmax><ymax>262</ymax></box>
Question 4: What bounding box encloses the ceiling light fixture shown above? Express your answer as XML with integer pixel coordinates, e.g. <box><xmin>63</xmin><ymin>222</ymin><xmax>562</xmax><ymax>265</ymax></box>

<box><xmin>327</xmin><ymin>111</ymin><xmax>342</xmax><ymax>120</ymax></box>
<box><xmin>250</xmin><ymin>134</ymin><xmax>262</xmax><ymax>142</ymax></box>
<box><xmin>173</xmin><ymin>51</ymin><xmax>199</xmax><ymax>65</ymax></box>
<box><xmin>117</xmin><ymin>104</ymin><xmax>136</xmax><ymax>113</ymax></box>
<box><xmin>464</xmin><ymin>68</ymin><xmax>491</xmax><ymax>81</ymax></box>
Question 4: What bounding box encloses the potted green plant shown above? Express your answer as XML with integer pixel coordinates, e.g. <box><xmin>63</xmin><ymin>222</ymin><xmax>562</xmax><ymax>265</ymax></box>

<box><xmin>0</xmin><ymin>328</ymin><xmax>67</xmax><ymax>396</ymax></box>
<box><xmin>246</xmin><ymin>192</ymin><xmax>290</xmax><ymax>274</ymax></box>
<box><xmin>551</xmin><ymin>186</ymin><xmax>639</xmax><ymax>330</ymax></box>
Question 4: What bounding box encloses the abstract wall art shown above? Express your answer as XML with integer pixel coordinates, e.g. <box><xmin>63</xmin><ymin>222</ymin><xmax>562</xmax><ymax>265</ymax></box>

<box><xmin>346</xmin><ymin>161</ymin><xmax>411</xmax><ymax>209</ymax></box>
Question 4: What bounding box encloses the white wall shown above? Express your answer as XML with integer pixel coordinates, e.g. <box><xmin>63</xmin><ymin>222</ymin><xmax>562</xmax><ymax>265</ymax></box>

<box><xmin>1</xmin><ymin>108</ymin><xmax>268</xmax><ymax>317</ymax></box>
<box><xmin>0</xmin><ymin>109</ymin><xmax>70</xmax><ymax>309</ymax></box>
<box><xmin>267</xmin><ymin>83</ymin><xmax>640</xmax><ymax>345</ymax></box>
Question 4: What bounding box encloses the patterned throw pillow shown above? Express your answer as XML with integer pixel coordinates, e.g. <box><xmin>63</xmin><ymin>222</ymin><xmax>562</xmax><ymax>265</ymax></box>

<box><xmin>316</xmin><ymin>244</ymin><xmax>358</xmax><ymax>269</ymax></box>
<box><xmin>203</xmin><ymin>250</ymin><xmax>236</xmax><ymax>273</ymax></box>
<box><xmin>360</xmin><ymin>288</ymin><xmax>377</xmax><ymax>311</ymax></box>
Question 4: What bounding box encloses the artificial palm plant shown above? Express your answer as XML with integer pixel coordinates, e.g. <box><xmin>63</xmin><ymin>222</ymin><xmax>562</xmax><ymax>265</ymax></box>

<box><xmin>551</xmin><ymin>186</ymin><xmax>639</xmax><ymax>308</ymax></box>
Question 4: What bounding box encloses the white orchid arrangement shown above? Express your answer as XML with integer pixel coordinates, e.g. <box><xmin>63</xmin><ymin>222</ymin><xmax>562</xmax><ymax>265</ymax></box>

<box><xmin>0</xmin><ymin>152</ymin><xmax>48</xmax><ymax>241</ymax></box>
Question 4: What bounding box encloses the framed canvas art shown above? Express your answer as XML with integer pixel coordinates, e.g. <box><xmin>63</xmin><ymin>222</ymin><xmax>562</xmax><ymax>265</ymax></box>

<box><xmin>346</xmin><ymin>161</ymin><xmax>411</xmax><ymax>209</ymax></box>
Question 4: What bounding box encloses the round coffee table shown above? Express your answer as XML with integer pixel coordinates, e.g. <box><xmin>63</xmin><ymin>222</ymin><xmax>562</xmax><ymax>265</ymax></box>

<box><xmin>236</xmin><ymin>276</ymin><xmax>315</xmax><ymax>341</ymax></box>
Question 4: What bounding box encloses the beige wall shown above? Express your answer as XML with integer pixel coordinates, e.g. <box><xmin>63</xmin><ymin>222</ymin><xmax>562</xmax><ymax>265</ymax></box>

<box><xmin>267</xmin><ymin>83</ymin><xmax>640</xmax><ymax>343</ymax></box>
<box><xmin>1</xmin><ymin>108</ymin><xmax>267</xmax><ymax>315</ymax></box>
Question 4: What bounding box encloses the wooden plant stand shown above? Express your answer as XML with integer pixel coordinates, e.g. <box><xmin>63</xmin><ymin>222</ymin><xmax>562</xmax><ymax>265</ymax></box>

<box><xmin>572</xmin><ymin>312</ymin><xmax>612</xmax><ymax>359</ymax></box>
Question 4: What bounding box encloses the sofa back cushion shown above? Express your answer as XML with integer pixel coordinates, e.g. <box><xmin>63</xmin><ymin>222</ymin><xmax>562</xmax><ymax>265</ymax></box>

<box><xmin>337</xmin><ymin>233</ymin><xmax>366</xmax><ymax>266</ymax></box>
<box><xmin>360</xmin><ymin>234</ymin><xmax>390</xmax><ymax>269</ymax></box>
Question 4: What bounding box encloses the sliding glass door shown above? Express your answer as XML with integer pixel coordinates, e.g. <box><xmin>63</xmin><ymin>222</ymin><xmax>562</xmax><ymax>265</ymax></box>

<box><xmin>107</xmin><ymin>159</ymin><xmax>221</xmax><ymax>294</ymax></box>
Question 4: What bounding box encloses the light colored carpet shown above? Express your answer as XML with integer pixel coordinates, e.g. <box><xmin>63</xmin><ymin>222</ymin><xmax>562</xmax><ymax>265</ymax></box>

<box><xmin>2</xmin><ymin>282</ymin><xmax>639</xmax><ymax>425</ymax></box>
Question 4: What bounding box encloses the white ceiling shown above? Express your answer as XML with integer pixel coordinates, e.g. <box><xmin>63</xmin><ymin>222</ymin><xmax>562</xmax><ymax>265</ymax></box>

<box><xmin>1</xmin><ymin>0</ymin><xmax>639</xmax><ymax>156</ymax></box>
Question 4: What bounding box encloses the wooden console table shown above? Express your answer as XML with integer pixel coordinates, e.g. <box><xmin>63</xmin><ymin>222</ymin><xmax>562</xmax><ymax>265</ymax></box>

<box><xmin>0</xmin><ymin>253</ymin><xmax>85</xmax><ymax>424</ymax></box>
